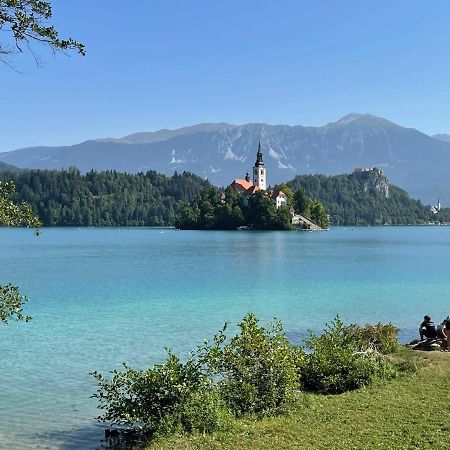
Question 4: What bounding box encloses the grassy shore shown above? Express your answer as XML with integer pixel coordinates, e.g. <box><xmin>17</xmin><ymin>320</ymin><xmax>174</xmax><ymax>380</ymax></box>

<box><xmin>147</xmin><ymin>350</ymin><xmax>450</xmax><ymax>450</ymax></box>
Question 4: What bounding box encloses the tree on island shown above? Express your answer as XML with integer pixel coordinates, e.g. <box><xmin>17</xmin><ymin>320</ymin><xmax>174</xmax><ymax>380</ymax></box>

<box><xmin>294</xmin><ymin>188</ymin><xmax>310</xmax><ymax>217</ymax></box>
<box><xmin>309</xmin><ymin>200</ymin><xmax>329</xmax><ymax>229</ymax></box>
<box><xmin>0</xmin><ymin>181</ymin><xmax>40</xmax><ymax>323</ymax></box>
<box><xmin>175</xmin><ymin>186</ymin><xmax>247</xmax><ymax>230</ymax></box>
<box><xmin>246</xmin><ymin>191</ymin><xmax>292</xmax><ymax>230</ymax></box>
<box><xmin>0</xmin><ymin>0</ymin><xmax>85</xmax><ymax>66</ymax></box>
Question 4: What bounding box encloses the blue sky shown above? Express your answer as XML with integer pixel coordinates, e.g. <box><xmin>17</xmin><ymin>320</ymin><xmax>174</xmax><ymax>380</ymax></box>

<box><xmin>2</xmin><ymin>0</ymin><xmax>450</xmax><ymax>151</ymax></box>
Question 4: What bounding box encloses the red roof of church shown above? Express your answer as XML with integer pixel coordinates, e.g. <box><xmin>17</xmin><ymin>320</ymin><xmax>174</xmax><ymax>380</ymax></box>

<box><xmin>230</xmin><ymin>179</ymin><xmax>253</xmax><ymax>192</ymax></box>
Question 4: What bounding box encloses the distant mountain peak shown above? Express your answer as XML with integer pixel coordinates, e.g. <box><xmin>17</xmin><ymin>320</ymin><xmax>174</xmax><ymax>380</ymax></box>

<box><xmin>432</xmin><ymin>133</ymin><xmax>450</xmax><ymax>143</ymax></box>
<box><xmin>336</xmin><ymin>113</ymin><xmax>365</xmax><ymax>124</ymax></box>
<box><xmin>332</xmin><ymin>113</ymin><xmax>397</xmax><ymax>128</ymax></box>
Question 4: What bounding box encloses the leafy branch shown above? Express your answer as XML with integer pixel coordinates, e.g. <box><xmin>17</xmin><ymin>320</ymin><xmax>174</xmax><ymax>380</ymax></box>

<box><xmin>0</xmin><ymin>0</ymin><xmax>85</xmax><ymax>65</ymax></box>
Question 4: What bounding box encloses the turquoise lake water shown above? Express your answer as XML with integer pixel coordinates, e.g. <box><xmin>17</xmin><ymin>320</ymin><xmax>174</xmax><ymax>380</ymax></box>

<box><xmin>1</xmin><ymin>227</ymin><xmax>450</xmax><ymax>449</ymax></box>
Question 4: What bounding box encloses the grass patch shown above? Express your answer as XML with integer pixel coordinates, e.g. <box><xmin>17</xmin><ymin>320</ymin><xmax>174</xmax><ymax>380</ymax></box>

<box><xmin>147</xmin><ymin>351</ymin><xmax>450</xmax><ymax>450</ymax></box>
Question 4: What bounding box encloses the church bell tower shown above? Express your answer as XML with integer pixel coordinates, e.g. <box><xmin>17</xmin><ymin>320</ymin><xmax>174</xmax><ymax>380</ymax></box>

<box><xmin>253</xmin><ymin>142</ymin><xmax>267</xmax><ymax>190</ymax></box>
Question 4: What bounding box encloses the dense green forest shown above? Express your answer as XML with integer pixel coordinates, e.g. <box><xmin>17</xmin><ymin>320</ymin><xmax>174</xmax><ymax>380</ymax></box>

<box><xmin>1</xmin><ymin>167</ymin><xmax>449</xmax><ymax>227</ymax></box>
<box><xmin>287</xmin><ymin>172</ymin><xmax>450</xmax><ymax>225</ymax></box>
<box><xmin>0</xmin><ymin>169</ymin><xmax>209</xmax><ymax>226</ymax></box>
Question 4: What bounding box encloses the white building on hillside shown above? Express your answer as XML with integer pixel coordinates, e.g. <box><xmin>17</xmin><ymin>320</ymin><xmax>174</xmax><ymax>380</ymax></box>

<box><xmin>271</xmin><ymin>189</ymin><xmax>288</xmax><ymax>209</ymax></box>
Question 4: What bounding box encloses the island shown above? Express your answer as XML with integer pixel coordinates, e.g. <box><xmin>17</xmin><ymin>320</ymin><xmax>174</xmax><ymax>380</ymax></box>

<box><xmin>174</xmin><ymin>144</ymin><xmax>329</xmax><ymax>231</ymax></box>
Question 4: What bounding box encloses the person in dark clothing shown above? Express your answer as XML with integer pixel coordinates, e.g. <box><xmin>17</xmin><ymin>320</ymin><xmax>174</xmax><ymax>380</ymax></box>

<box><xmin>419</xmin><ymin>315</ymin><xmax>437</xmax><ymax>340</ymax></box>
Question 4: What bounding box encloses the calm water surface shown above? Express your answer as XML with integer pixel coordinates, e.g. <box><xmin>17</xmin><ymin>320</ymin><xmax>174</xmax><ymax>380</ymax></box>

<box><xmin>1</xmin><ymin>227</ymin><xmax>450</xmax><ymax>449</ymax></box>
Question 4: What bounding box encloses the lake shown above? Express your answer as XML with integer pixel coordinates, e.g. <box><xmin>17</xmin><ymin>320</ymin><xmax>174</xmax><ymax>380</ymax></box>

<box><xmin>1</xmin><ymin>227</ymin><xmax>449</xmax><ymax>449</ymax></box>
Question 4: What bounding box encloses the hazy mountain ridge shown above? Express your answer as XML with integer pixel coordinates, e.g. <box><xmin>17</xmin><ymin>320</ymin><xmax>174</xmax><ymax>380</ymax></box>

<box><xmin>432</xmin><ymin>133</ymin><xmax>450</xmax><ymax>143</ymax></box>
<box><xmin>1</xmin><ymin>113</ymin><xmax>450</xmax><ymax>204</ymax></box>
<box><xmin>95</xmin><ymin>123</ymin><xmax>236</xmax><ymax>145</ymax></box>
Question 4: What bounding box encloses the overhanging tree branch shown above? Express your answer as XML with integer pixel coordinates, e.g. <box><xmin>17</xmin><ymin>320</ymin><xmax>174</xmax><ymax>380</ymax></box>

<box><xmin>0</xmin><ymin>0</ymin><xmax>85</xmax><ymax>65</ymax></box>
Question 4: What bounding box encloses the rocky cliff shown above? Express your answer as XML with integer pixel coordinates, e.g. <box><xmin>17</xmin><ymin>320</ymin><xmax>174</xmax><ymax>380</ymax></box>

<box><xmin>351</xmin><ymin>168</ymin><xmax>389</xmax><ymax>198</ymax></box>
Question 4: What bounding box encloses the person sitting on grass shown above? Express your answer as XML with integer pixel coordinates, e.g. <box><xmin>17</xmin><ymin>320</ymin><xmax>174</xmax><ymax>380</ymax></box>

<box><xmin>419</xmin><ymin>315</ymin><xmax>437</xmax><ymax>341</ymax></box>
<box><xmin>437</xmin><ymin>319</ymin><xmax>448</xmax><ymax>351</ymax></box>
<box><xmin>437</xmin><ymin>320</ymin><xmax>447</xmax><ymax>340</ymax></box>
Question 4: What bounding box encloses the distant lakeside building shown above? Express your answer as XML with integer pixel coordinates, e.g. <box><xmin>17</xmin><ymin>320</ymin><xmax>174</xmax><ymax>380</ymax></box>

<box><xmin>431</xmin><ymin>198</ymin><xmax>441</xmax><ymax>214</ymax></box>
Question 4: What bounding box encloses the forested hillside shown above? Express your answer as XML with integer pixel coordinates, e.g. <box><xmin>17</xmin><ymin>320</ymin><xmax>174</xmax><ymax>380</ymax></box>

<box><xmin>0</xmin><ymin>169</ymin><xmax>209</xmax><ymax>226</ymax></box>
<box><xmin>287</xmin><ymin>172</ymin><xmax>443</xmax><ymax>225</ymax></box>
<box><xmin>2</xmin><ymin>167</ymin><xmax>448</xmax><ymax>227</ymax></box>
<box><xmin>0</xmin><ymin>161</ymin><xmax>20</xmax><ymax>173</ymax></box>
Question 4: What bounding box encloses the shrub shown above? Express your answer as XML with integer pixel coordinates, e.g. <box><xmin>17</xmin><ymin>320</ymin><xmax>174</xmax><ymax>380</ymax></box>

<box><xmin>301</xmin><ymin>316</ymin><xmax>397</xmax><ymax>394</ymax></box>
<box><xmin>201</xmin><ymin>313</ymin><xmax>304</xmax><ymax>415</ymax></box>
<box><xmin>91</xmin><ymin>314</ymin><xmax>304</xmax><ymax>439</ymax></box>
<box><xmin>157</xmin><ymin>388</ymin><xmax>235</xmax><ymax>436</ymax></box>
<box><xmin>91</xmin><ymin>351</ymin><xmax>207</xmax><ymax>433</ymax></box>
<box><xmin>346</xmin><ymin>323</ymin><xmax>400</xmax><ymax>354</ymax></box>
<box><xmin>91</xmin><ymin>314</ymin><xmax>403</xmax><ymax>443</ymax></box>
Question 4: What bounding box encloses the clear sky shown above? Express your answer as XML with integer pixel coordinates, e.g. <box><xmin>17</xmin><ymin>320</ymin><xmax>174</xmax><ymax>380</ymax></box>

<box><xmin>2</xmin><ymin>0</ymin><xmax>450</xmax><ymax>151</ymax></box>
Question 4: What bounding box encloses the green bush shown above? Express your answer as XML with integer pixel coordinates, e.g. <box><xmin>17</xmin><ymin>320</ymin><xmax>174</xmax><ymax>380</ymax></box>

<box><xmin>91</xmin><ymin>314</ymin><xmax>405</xmax><ymax>443</ymax></box>
<box><xmin>91</xmin><ymin>351</ymin><xmax>207</xmax><ymax>433</ymax></box>
<box><xmin>346</xmin><ymin>323</ymin><xmax>400</xmax><ymax>354</ymax></box>
<box><xmin>157</xmin><ymin>388</ymin><xmax>235</xmax><ymax>436</ymax></box>
<box><xmin>201</xmin><ymin>313</ymin><xmax>304</xmax><ymax>415</ymax></box>
<box><xmin>301</xmin><ymin>317</ymin><xmax>397</xmax><ymax>394</ymax></box>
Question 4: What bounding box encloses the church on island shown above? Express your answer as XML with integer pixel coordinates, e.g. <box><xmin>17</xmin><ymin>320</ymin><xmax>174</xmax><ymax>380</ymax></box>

<box><xmin>227</xmin><ymin>143</ymin><xmax>324</xmax><ymax>230</ymax></box>
<box><xmin>229</xmin><ymin>143</ymin><xmax>288</xmax><ymax>209</ymax></box>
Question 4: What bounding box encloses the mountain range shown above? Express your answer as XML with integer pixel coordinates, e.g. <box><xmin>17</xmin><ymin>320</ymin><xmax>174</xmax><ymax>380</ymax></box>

<box><xmin>1</xmin><ymin>113</ymin><xmax>449</xmax><ymax>205</ymax></box>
